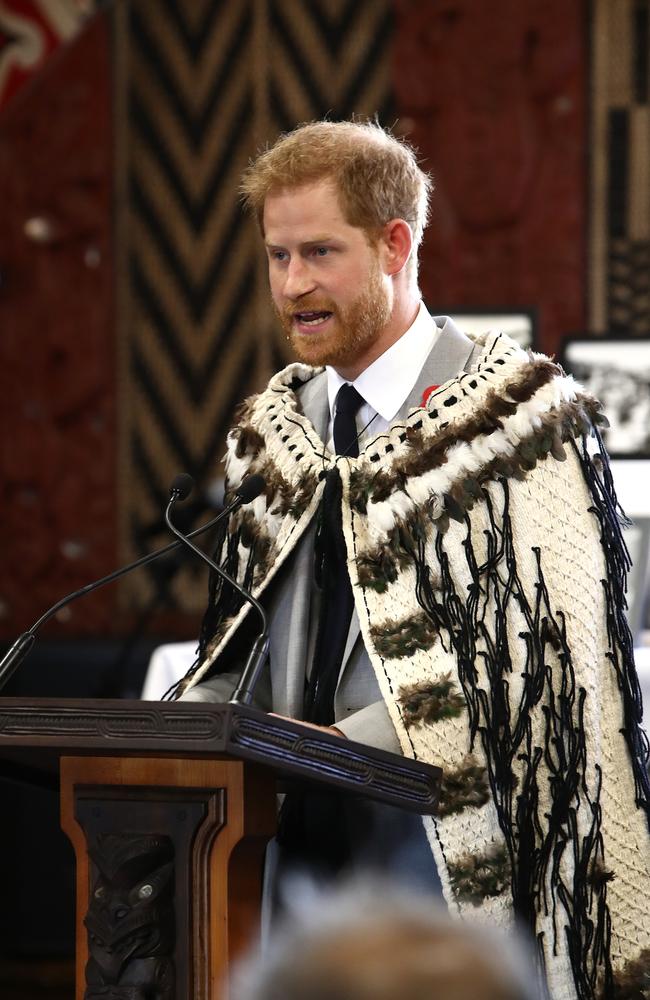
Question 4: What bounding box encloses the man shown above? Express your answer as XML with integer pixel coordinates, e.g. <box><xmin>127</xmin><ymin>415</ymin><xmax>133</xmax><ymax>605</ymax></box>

<box><xmin>176</xmin><ymin>121</ymin><xmax>650</xmax><ymax>998</ymax></box>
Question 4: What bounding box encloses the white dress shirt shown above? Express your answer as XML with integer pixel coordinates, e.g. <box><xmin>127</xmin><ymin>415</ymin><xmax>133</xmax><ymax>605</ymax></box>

<box><xmin>325</xmin><ymin>301</ymin><xmax>439</xmax><ymax>451</ymax></box>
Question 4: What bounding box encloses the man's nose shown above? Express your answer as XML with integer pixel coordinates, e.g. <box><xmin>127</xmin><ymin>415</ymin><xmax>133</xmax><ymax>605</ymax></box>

<box><xmin>282</xmin><ymin>258</ymin><xmax>316</xmax><ymax>299</ymax></box>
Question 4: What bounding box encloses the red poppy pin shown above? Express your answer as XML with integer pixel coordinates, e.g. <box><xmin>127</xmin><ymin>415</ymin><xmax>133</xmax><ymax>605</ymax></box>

<box><xmin>421</xmin><ymin>385</ymin><xmax>439</xmax><ymax>406</ymax></box>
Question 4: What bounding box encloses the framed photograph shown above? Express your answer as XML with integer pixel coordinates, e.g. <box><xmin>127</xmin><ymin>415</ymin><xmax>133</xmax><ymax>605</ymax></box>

<box><xmin>561</xmin><ymin>336</ymin><xmax>650</xmax><ymax>459</ymax></box>
<box><xmin>428</xmin><ymin>307</ymin><xmax>537</xmax><ymax>349</ymax></box>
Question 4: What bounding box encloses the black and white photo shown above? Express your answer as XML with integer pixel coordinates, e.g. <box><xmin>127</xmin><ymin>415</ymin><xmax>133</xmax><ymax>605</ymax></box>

<box><xmin>562</xmin><ymin>336</ymin><xmax>650</xmax><ymax>459</ymax></box>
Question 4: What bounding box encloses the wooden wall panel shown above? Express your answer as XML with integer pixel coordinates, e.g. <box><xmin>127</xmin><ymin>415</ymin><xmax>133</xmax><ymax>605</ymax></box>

<box><xmin>0</xmin><ymin>11</ymin><xmax>115</xmax><ymax>638</ymax></box>
<box><xmin>590</xmin><ymin>0</ymin><xmax>650</xmax><ymax>333</ymax></box>
<box><xmin>394</xmin><ymin>0</ymin><xmax>588</xmax><ymax>355</ymax></box>
<box><xmin>0</xmin><ymin>0</ymin><xmax>394</xmax><ymax>643</ymax></box>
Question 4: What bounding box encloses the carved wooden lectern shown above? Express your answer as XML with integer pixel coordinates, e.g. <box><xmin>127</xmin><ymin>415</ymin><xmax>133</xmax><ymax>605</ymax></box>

<box><xmin>0</xmin><ymin>698</ymin><xmax>441</xmax><ymax>1000</ymax></box>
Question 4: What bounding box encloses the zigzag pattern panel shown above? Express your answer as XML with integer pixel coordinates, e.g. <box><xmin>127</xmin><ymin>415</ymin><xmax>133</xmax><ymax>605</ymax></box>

<box><xmin>608</xmin><ymin>239</ymin><xmax>650</xmax><ymax>332</ymax></box>
<box><xmin>590</xmin><ymin>0</ymin><xmax>650</xmax><ymax>333</ymax></box>
<box><xmin>119</xmin><ymin>0</ymin><xmax>393</xmax><ymax>614</ymax></box>
<box><xmin>119</xmin><ymin>0</ymin><xmax>261</xmax><ymax>613</ymax></box>
<box><xmin>267</xmin><ymin>0</ymin><xmax>393</xmax><ymax>132</ymax></box>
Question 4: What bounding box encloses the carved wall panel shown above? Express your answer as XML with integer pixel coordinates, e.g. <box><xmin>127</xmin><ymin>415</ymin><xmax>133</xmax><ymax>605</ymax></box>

<box><xmin>0</xmin><ymin>0</ymin><xmax>93</xmax><ymax>111</ymax></box>
<box><xmin>590</xmin><ymin>0</ymin><xmax>650</xmax><ymax>333</ymax></box>
<box><xmin>393</xmin><ymin>0</ymin><xmax>588</xmax><ymax>355</ymax></box>
<box><xmin>0</xmin><ymin>11</ymin><xmax>115</xmax><ymax>638</ymax></box>
<box><xmin>0</xmin><ymin>0</ymin><xmax>393</xmax><ymax>640</ymax></box>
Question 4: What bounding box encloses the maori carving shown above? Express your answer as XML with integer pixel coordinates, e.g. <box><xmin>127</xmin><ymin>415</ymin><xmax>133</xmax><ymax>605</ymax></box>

<box><xmin>84</xmin><ymin>833</ymin><xmax>175</xmax><ymax>1000</ymax></box>
<box><xmin>394</xmin><ymin>0</ymin><xmax>587</xmax><ymax>354</ymax></box>
<box><xmin>0</xmin><ymin>12</ymin><xmax>115</xmax><ymax>639</ymax></box>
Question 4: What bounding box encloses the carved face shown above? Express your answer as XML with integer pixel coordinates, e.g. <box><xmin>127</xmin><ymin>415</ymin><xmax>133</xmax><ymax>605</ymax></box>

<box><xmin>84</xmin><ymin>835</ymin><xmax>175</xmax><ymax>986</ymax></box>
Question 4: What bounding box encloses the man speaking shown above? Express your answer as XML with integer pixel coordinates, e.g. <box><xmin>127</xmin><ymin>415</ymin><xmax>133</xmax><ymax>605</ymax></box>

<box><xmin>175</xmin><ymin>120</ymin><xmax>650</xmax><ymax>998</ymax></box>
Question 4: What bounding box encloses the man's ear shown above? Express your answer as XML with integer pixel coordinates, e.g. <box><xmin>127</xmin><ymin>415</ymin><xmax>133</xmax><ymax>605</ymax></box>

<box><xmin>380</xmin><ymin>219</ymin><xmax>413</xmax><ymax>276</ymax></box>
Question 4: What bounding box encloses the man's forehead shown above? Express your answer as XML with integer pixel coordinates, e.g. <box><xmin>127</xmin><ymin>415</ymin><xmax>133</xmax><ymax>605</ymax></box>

<box><xmin>262</xmin><ymin>177</ymin><xmax>349</xmax><ymax>232</ymax></box>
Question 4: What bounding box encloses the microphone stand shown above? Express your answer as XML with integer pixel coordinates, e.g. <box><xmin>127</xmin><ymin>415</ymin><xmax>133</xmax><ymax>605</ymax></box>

<box><xmin>0</xmin><ymin>483</ymin><xmax>257</xmax><ymax>693</ymax></box>
<box><xmin>165</xmin><ymin>485</ymin><xmax>270</xmax><ymax>707</ymax></box>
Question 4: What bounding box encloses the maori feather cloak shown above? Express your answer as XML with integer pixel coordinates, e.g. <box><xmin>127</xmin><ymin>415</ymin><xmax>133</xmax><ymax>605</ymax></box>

<box><xmin>175</xmin><ymin>331</ymin><xmax>650</xmax><ymax>1000</ymax></box>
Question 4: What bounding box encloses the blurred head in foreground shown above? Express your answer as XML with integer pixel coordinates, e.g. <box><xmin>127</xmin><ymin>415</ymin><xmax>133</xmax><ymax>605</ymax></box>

<box><xmin>231</xmin><ymin>881</ymin><xmax>540</xmax><ymax>1000</ymax></box>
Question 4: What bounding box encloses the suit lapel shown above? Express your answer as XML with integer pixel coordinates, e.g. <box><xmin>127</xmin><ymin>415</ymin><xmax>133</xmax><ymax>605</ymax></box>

<box><xmin>396</xmin><ymin>314</ymin><xmax>478</xmax><ymax>421</ymax></box>
<box><xmin>298</xmin><ymin>369</ymin><xmax>330</xmax><ymax>443</ymax></box>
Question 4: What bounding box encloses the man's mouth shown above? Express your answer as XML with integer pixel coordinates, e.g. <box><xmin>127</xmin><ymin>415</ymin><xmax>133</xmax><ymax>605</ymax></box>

<box><xmin>292</xmin><ymin>310</ymin><xmax>333</xmax><ymax>328</ymax></box>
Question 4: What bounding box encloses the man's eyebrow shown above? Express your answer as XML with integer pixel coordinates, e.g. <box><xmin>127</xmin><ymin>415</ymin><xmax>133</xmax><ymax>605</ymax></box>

<box><xmin>302</xmin><ymin>235</ymin><xmax>338</xmax><ymax>244</ymax></box>
<box><xmin>264</xmin><ymin>235</ymin><xmax>340</xmax><ymax>249</ymax></box>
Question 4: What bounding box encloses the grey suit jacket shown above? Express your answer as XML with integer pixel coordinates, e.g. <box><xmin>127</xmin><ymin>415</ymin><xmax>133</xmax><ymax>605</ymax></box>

<box><xmin>182</xmin><ymin>316</ymin><xmax>480</xmax><ymax>754</ymax></box>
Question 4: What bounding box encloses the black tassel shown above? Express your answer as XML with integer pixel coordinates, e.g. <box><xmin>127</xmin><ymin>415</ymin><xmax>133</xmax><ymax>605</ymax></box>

<box><xmin>571</xmin><ymin>433</ymin><xmax>650</xmax><ymax>828</ymax></box>
<box><xmin>396</xmin><ymin>474</ymin><xmax>615</xmax><ymax>993</ymax></box>
<box><xmin>166</xmin><ymin>509</ymin><xmax>268</xmax><ymax>699</ymax></box>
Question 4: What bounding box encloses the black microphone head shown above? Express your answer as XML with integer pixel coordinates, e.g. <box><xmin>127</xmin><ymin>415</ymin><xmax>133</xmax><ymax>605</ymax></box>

<box><xmin>170</xmin><ymin>473</ymin><xmax>194</xmax><ymax>502</ymax></box>
<box><xmin>235</xmin><ymin>474</ymin><xmax>266</xmax><ymax>505</ymax></box>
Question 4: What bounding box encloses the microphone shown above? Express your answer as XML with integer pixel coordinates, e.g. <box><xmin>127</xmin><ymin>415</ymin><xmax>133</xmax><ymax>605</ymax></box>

<box><xmin>165</xmin><ymin>475</ymin><xmax>270</xmax><ymax>707</ymax></box>
<box><xmin>0</xmin><ymin>475</ymin><xmax>265</xmax><ymax>693</ymax></box>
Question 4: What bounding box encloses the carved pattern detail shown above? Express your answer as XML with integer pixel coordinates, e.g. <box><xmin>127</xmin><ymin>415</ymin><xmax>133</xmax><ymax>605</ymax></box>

<box><xmin>590</xmin><ymin>0</ymin><xmax>650</xmax><ymax>332</ymax></box>
<box><xmin>84</xmin><ymin>833</ymin><xmax>175</xmax><ymax>1000</ymax></box>
<box><xmin>394</xmin><ymin>0</ymin><xmax>587</xmax><ymax>356</ymax></box>
<box><xmin>231</xmin><ymin>715</ymin><xmax>439</xmax><ymax>810</ymax></box>
<box><xmin>0</xmin><ymin>704</ymin><xmax>224</xmax><ymax>741</ymax></box>
<box><xmin>0</xmin><ymin>12</ymin><xmax>115</xmax><ymax>638</ymax></box>
<box><xmin>0</xmin><ymin>700</ymin><xmax>441</xmax><ymax>813</ymax></box>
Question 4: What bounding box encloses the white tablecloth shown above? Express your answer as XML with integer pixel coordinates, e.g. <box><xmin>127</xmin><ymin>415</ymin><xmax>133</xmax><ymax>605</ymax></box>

<box><xmin>141</xmin><ymin>641</ymin><xmax>197</xmax><ymax>700</ymax></box>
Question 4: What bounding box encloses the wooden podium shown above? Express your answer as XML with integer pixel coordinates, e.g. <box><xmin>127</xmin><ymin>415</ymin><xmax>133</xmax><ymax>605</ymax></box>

<box><xmin>0</xmin><ymin>698</ymin><xmax>441</xmax><ymax>1000</ymax></box>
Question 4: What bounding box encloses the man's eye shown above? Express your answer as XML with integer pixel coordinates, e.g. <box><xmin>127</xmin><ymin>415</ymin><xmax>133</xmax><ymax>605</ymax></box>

<box><xmin>271</xmin><ymin>250</ymin><xmax>287</xmax><ymax>261</ymax></box>
<box><xmin>313</xmin><ymin>247</ymin><xmax>329</xmax><ymax>256</ymax></box>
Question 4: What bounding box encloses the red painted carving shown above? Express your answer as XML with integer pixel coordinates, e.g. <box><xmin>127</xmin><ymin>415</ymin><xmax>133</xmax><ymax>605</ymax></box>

<box><xmin>0</xmin><ymin>12</ymin><xmax>116</xmax><ymax>638</ymax></box>
<box><xmin>0</xmin><ymin>0</ymin><xmax>90</xmax><ymax>111</ymax></box>
<box><xmin>394</xmin><ymin>0</ymin><xmax>587</xmax><ymax>354</ymax></box>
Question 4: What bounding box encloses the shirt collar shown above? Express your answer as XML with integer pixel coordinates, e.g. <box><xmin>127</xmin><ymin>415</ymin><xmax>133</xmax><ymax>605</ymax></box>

<box><xmin>326</xmin><ymin>301</ymin><xmax>439</xmax><ymax>422</ymax></box>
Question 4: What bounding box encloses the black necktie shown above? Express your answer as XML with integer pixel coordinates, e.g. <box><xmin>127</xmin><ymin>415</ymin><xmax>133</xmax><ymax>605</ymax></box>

<box><xmin>333</xmin><ymin>383</ymin><xmax>364</xmax><ymax>457</ymax></box>
<box><xmin>304</xmin><ymin>384</ymin><xmax>364</xmax><ymax>725</ymax></box>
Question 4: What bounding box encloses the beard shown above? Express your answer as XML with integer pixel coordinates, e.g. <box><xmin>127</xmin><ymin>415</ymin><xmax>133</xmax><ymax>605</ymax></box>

<box><xmin>275</xmin><ymin>257</ymin><xmax>392</xmax><ymax>370</ymax></box>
